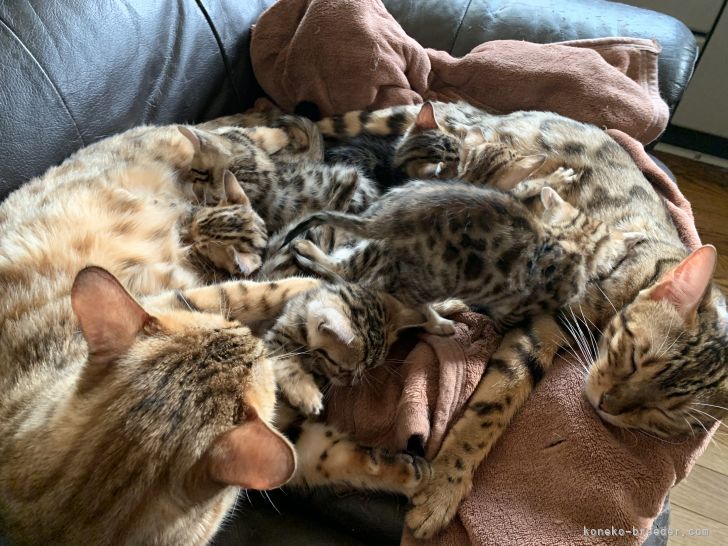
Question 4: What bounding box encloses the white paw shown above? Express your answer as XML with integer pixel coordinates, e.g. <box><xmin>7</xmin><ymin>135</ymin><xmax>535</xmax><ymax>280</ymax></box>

<box><xmin>424</xmin><ymin>316</ymin><xmax>456</xmax><ymax>336</ymax></box>
<box><xmin>548</xmin><ymin>167</ymin><xmax>579</xmax><ymax>185</ymax></box>
<box><xmin>406</xmin><ymin>462</ymin><xmax>472</xmax><ymax>539</ymax></box>
<box><xmin>281</xmin><ymin>378</ymin><xmax>324</xmax><ymax>416</ymax></box>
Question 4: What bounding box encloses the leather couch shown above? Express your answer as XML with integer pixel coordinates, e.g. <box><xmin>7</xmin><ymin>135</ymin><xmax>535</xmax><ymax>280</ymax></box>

<box><xmin>0</xmin><ymin>1</ymin><xmax>696</xmax><ymax>544</ymax></box>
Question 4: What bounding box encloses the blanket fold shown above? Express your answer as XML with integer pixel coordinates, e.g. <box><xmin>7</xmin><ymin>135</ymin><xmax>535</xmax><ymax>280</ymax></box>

<box><xmin>251</xmin><ymin>0</ymin><xmax>669</xmax><ymax>144</ymax></box>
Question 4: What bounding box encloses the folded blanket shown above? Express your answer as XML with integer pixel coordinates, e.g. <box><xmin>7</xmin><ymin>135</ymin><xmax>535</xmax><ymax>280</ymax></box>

<box><xmin>251</xmin><ymin>0</ymin><xmax>669</xmax><ymax>144</ymax></box>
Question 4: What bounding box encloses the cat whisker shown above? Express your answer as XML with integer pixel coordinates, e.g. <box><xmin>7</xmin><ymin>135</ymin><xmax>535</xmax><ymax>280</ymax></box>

<box><xmin>692</xmin><ymin>402</ymin><xmax>728</xmax><ymax>413</ymax></box>
<box><xmin>635</xmin><ymin>428</ymin><xmax>688</xmax><ymax>446</ymax></box>
<box><xmin>657</xmin><ymin>331</ymin><xmax>685</xmax><ymax>359</ymax></box>
<box><xmin>594</xmin><ymin>282</ymin><xmax>618</xmax><ymax>316</ymax></box>
<box><xmin>262</xmin><ymin>490</ymin><xmax>280</xmax><ymax>514</ymax></box>
<box><xmin>688</xmin><ymin>407</ymin><xmax>728</xmax><ymax>431</ymax></box>
<box><xmin>654</xmin><ymin>312</ymin><xmax>675</xmax><ymax>358</ymax></box>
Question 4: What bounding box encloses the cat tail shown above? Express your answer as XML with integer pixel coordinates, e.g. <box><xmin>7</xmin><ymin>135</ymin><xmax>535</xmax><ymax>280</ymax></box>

<box><xmin>317</xmin><ymin>105</ymin><xmax>418</xmax><ymax>139</ymax></box>
<box><xmin>281</xmin><ymin>211</ymin><xmax>376</xmax><ymax>248</ymax></box>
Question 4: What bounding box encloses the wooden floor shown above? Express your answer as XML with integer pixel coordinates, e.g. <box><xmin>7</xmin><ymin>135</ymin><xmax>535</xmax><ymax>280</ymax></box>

<box><xmin>653</xmin><ymin>152</ymin><xmax>728</xmax><ymax>546</ymax></box>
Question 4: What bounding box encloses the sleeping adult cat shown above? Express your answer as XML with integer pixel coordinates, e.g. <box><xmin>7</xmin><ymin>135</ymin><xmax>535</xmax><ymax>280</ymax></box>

<box><xmin>316</xmin><ymin>101</ymin><xmax>728</xmax><ymax>538</ymax></box>
<box><xmin>0</xmin><ymin>123</ymin><xmax>428</xmax><ymax>545</ymax></box>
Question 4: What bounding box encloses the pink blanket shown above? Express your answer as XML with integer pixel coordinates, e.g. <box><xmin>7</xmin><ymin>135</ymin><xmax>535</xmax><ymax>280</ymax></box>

<box><xmin>246</xmin><ymin>1</ymin><xmax>712</xmax><ymax>544</ymax></box>
<box><xmin>251</xmin><ymin>0</ymin><xmax>669</xmax><ymax>144</ymax></box>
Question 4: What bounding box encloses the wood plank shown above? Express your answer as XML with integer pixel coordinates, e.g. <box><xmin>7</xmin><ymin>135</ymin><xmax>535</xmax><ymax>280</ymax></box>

<box><xmin>654</xmin><ymin>151</ymin><xmax>728</xmax><ymax>293</ymax></box>
<box><xmin>671</xmin><ymin>465</ymin><xmax>728</xmax><ymax>524</ymax></box>
<box><xmin>669</xmin><ymin>505</ymin><xmax>727</xmax><ymax>546</ymax></box>
<box><xmin>693</xmin><ymin>431</ymin><xmax>728</xmax><ymax>476</ymax></box>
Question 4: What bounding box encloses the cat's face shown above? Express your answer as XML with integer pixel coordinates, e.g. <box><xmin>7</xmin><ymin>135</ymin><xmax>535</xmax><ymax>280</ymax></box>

<box><xmin>270</xmin><ymin>284</ymin><xmax>425</xmax><ymax>386</ymax></box>
<box><xmin>393</xmin><ymin>102</ymin><xmax>461</xmax><ymax>180</ymax></box>
<box><xmin>70</xmin><ymin>267</ymin><xmax>295</xmax><ymax>543</ymax></box>
<box><xmin>585</xmin><ymin>246</ymin><xmax>728</xmax><ymax>437</ymax></box>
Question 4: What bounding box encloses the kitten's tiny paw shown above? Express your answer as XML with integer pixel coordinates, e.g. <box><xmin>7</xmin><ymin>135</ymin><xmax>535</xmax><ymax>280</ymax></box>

<box><xmin>430</xmin><ymin>299</ymin><xmax>470</xmax><ymax>318</ymax></box>
<box><xmin>424</xmin><ymin>317</ymin><xmax>457</xmax><ymax>336</ymax></box>
<box><xmin>361</xmin><ymin>449</ymin><xmax>432</xmax><ymax>495</ymax></box>
<box><xmin>292</xmin><ymin>239</ymin><xmax>317</xmax><ymax>258</ymax></box>
<box><xmin>282</xmin><ymin>381</ymin><xmax>324</xmax><ymax>416</ymax></box>
<box><xmin>549</xmin><ymin>167</ymin><xmax>579</xmax><ymax>185</ymax></box>
<box><xmin>406</xmin><ymin>463</ymin><xmax>472</xmax><ymax>538</ymax></box>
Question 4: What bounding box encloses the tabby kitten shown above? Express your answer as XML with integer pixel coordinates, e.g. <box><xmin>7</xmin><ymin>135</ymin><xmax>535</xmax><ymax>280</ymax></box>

<box><xmin>316</xmin><ymin>102</ymin><xmax>728</xmax><ymax>538</ymax></box>
<box><xmin>0</xmin><ymin>123</ymin><xmax>426</xmax><ymax>545</ymax></box>
<box><xmin>286</xmin><ymin>180</ymin><xmax>640</xmax><ymax>334</ymax></box>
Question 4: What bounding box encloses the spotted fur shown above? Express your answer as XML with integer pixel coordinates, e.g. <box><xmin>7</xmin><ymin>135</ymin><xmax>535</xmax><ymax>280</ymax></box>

<box><xmin>317</xmin><ymin>101</ymin><xmax>728</xmax><ymax>538</ymax></box>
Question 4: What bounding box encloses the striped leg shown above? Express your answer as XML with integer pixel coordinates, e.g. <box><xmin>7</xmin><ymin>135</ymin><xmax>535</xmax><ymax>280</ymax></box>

<box><xmin>144</xmin><ymin>277</ymin><xmax>320</xmax><ymax>323</ymax></box>
<box><xmin>287</xmin><ymin>420</ymin><xmax>431</xmax><ymax>495</ymax></box>
<box><xmin>405</xmin><ymin>314</ymin><xmax>565</xmax><ymax>538</ymax></box>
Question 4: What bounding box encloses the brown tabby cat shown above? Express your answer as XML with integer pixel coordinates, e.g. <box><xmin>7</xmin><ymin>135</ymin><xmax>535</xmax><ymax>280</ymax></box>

<box><xmin>0</xmin><ymin>123</ymin><xmax>428</xmax><ymax>545</ymax></box>
<box><xmin>317</xmin><ymin>101</ymin><xmax>728</xmax><ymax>538</ymax></box>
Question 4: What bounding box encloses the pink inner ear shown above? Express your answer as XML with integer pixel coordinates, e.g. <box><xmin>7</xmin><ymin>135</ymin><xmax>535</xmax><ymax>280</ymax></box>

<box><xmin>414</xmin><ymin>102</ymin><xmax>438</xmax><ymax>131</ymax></box>
<box><xmin>649</xmin><ymin>245</ymin><xmax>717</xmax><ymax>319</ymax></box>
<box><xmin>207</xmin><ymin>416</ymin><xmax>296</xmax><ymax>490</ymax></box>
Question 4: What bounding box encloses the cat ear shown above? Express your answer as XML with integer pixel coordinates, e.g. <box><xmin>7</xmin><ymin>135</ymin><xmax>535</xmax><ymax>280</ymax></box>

<box><xmin>495</xmin><ymin>155</ymin><xmax>547</xmax><ymax>190</ymax></box>
<box><xmin>622</xmin><ymin>231</ymin><xmax>646</xmax><ymax>249</ymax></box>
<box><xmin>540</xmin><ymin>186</ymin><xmax>565</xmax><ymax>210</ymax></box>
<box><xmin>206</xmin><ymin>410</ymin><xmax>296</xmax><ymax>490</ymax></box>
<box><xmin>414</xmin><ymin>102</ymin><xmax>439</xmax><ymax>131</ymax></box>
<box><xmin>463</xmin><ymin>127</ymin><xmax>486</xmax><ymax>148</ymax></box>
<box><xmin>222</xmin><ymin>170</ymin><xmax>251</xmax><ymax>207</ymax></box>
<box><xmin>383</xmin><ymin>294</ymin><xmax>428</xmax><ymax>334</ymax></box>
<box><xmin>230</xmin><ymin>248</ymin><xmax>261</xmax><ymax>277</ymax></box>
<box><xmin>647</xmin><ymin>245</ymin><xmax>717</xmax><ymax>322</ymax></box>
<box><xmin>71</xmin><ymin>266</ymin><xmax>155</xmax><ymax>366</ymax></box>
<box><xmin>309</xmin><ymin>303</ymin><xmax>356</xmax><ymax>345</ymax></box>
<box><xmin>178</xmin><ymin>126</ymin><xmax>201</xmax><ymax>153</ymax></box>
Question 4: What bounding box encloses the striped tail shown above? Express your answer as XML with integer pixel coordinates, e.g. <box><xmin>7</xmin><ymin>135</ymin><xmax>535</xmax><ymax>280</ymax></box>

<box><xmin>317</xmin><ymin>105</ymin><xmax>418</xmax><ymax>139</ymax></box>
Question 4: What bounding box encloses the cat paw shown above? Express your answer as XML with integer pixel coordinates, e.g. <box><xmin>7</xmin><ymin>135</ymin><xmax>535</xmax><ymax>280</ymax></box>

<box><xmin>406</xmin><ymin>464</ymin><xmax>473</xmax><ymax>539</ymax></box>
<box><xmin>423</xmin><ymin>316</ymin><xmax>457</xmax><ymax>336</ymax></box>
<box><xmin>430</xmin><ymin>299</ymin><xmax>470</xmax><ymax>318</ymax></box>
<box><xmin>362</xmin><ymin>449</ymin><xmax>433</xmax><ymax>496</ymax></box>
<box><xmin>548</xmin><ymin>167</ymin><xmax>579</xmax><ymax>185</ymax></box>
<box><xmin>280</xmin><ymin>378</ymin><xmax>324</xmax><ymax>416</ymax></box>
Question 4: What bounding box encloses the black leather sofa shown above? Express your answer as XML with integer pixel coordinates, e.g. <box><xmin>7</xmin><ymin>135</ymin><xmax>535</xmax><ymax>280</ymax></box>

<box><xmin>0</xmin><ymin>1</ymin><xmax>697</xmax><ymax>544</ymax></box>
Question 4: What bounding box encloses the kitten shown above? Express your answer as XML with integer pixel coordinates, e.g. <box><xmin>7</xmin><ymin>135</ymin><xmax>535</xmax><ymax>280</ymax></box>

<box><xmin>315</xmin><ymin>101</ymin><xmax>728</xmax><ymax>538</ymax></box>
<box><xmin>0</xmin><ymin>123</ymin><xmax>426</xmax><ymax>545</ymax></box>
<box><xmin>285</xmin><ymin>181</ymin><xmax>641</xmax><ymax>334</ymax></box>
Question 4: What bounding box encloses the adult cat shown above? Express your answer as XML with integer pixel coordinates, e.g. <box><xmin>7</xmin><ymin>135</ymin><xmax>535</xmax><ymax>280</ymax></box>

<box><xmin>0</xmin><ymin>123</ymin><xmax>427</xmax><ymax>545</ymax></box>
<box><xmin>317</xmin><ymin>102</ymin><xmax>728</xmax><ymax>538</ymax></box>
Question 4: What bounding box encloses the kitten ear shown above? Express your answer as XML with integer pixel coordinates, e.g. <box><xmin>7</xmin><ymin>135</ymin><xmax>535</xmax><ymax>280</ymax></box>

<box><xmin>414</xmin><ymin>102</ymin><xmax>439</xmax><ymax>131</ymax></box>
<box><xmin>230</xmin><ymin>248</ymin><xmax>261</xmax><ymax>277</ymax></box>
<box><xmin>206</xmin><ymin>410</ymin><xmax>296</xmax><ymax>490</ymax></box>
<box><xmin>495</xmin><ymin>155</ymin><xmax>547</xmax><ymax>190</ymax></box>
<box><xmin>222</xmin><ymin>170</ymin><xmax>251</xmax><ymax>207</ymax></box>
<box><xmin>622</xmin><ymin>231</ymin><xmax>646</xmax><ymax>249</ymax></box>
<box><xmin>463</xmin><ymin>127</ymin><xmax>487</xmax><ymax>148</ymax></box>
<box><xmin>71</xmin><ymin>266</ymin><xmax>155</xmax><ymax>366</ymax></box>
<box><xmin>309</xmin><ymin>303</ymin><xmax>356</xmax><ymax>345</ymax></box>
<box><xmin>178</xmin><ymin>125</ymin><xmax>201</xmax><ymax>153</ymax></box>
<box><xmin>648</xmin><ymin>245</ymin><xmax>717</xmax><ymax>322</ymax></box>
<box><xmin>540</xmin><ymin>186</ymin><xmax>565</xmax><ymax>209</ymax></box>
<box><xmin>383</xmin><ymin>294</ymin><xmax>428</xmax><ymax>334</ymax></box>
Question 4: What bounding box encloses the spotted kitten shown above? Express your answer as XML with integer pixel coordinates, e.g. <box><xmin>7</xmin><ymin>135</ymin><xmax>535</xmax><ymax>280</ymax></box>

<box><xmin>286</xmin><ymin>180</ymin><xmax>641</xmax><ymax>334</ymax></box>
<box><xmin>316</xmin><ymin>101</ymin><xmax>728</xmax><ymax>538</ymax></box>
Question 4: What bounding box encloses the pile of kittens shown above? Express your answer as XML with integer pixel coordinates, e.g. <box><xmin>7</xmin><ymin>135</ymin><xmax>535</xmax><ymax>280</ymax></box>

<box><xmin>197</xmin><ymin>103</ymin><xmax>638</xmax><ymax>417</ymax></box>
<box><xmin>2</xmin><ymin>99</ymin><xmax>724</xmax><ymax>545</ymax></box>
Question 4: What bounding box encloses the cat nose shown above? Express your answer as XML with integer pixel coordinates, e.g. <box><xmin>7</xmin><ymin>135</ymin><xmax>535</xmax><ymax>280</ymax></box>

<box><xmin>598</xmin><ymin>393</ymin><xmax>617</xmax><ymax>414</ymax></box>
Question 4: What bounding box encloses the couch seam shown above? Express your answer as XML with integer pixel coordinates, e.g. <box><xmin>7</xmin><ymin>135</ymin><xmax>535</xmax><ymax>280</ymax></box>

<box><xmin>449</xmin><ymin>0</ymin><xmax>474</xmax><ymax>55</ymax></box>
<box><xmin>193</xmin><ymin>0</ymin><xmax>243</xmax><ymax>105</ymax></box>
<box><xmin>0</xmin><ymin>16</ymin><xmax>85</xmax><ymax>146</ymax></box>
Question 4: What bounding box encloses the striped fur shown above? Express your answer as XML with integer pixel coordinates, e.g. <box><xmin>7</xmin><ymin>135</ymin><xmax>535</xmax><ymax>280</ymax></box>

<box><xmin>315</xmin><ymin>102</ymin><xmax>728</xmax><ymax>538</ymax></box>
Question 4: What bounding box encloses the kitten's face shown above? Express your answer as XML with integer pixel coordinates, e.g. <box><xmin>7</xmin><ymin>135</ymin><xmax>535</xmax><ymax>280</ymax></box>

<box><xmin>393</xmin><ymin>102</ymin><xmax>461</xmax><ymax>181</ymax></box>
<box><xmin>271</xmin><ymin>284</ymin><xmax>425</xmax><ymax>386</ymax></box>
<box><xmin>585</xmin><ymin>247</ymin><xmax>728</xmax><ymax>437</ymax></box>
